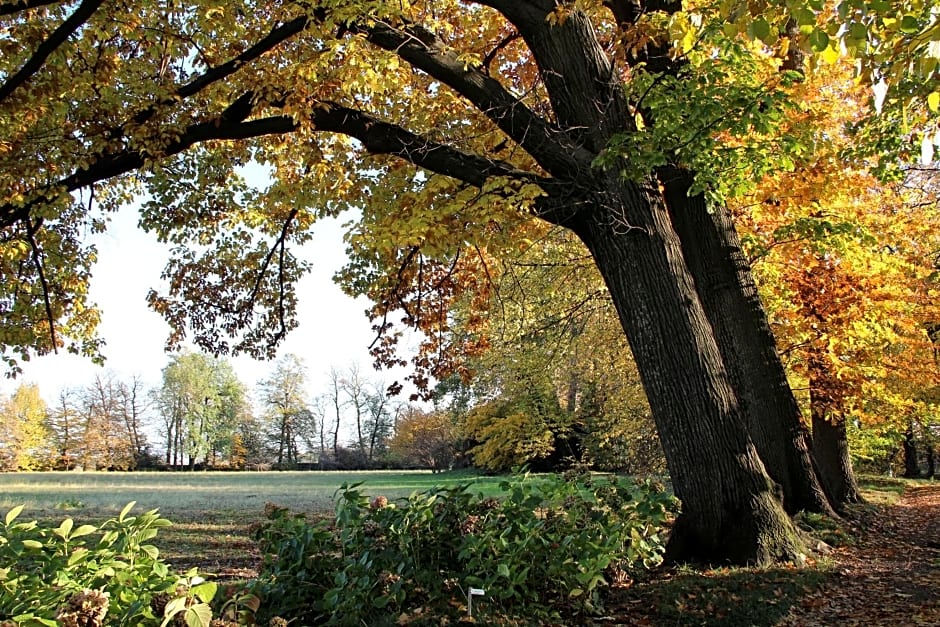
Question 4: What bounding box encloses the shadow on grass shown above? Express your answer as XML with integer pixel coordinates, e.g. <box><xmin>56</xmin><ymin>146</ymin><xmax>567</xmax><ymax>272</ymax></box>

<box><xmin>598</xmin><ymin>564</ymin><xmax>831</xmax><ymax>626</ymax></box>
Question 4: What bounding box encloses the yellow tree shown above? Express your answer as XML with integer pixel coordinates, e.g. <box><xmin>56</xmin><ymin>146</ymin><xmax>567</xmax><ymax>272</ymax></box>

<box><xmin>387</xmin><ymin>406</ymin><xmax>458</xmax><ymax>471</ymax></box>
<box><xmin>433</xmin><ymin>225</ymin><xmax>659</xmax><ymax>472</ymax></box>
<box><xmin>0</xmin><ymin>383</ymin><xmax>52</xmax><ymax>470</ymax></box>
<box><xmin>735</xmin><ymin>61</ymin><xmax>940</xmax><ymax>504</ymax></box>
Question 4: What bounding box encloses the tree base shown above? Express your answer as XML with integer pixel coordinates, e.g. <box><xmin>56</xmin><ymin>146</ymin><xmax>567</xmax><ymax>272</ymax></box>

<box><xmin>664</xmin><ymin>492</ymin><xmax>808</xmax><ymax>567</ymax></box>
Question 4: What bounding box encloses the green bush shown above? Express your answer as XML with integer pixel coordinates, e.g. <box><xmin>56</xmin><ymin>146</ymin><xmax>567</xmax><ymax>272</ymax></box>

<box><xmin>249</xmin><ymin>471</ymin><xmax>677</xmax><ymax>625</ymax></box>
<box><xmin>0</xmin><ymin>503</ymin><xmax>217</xmax><ymax>627</ymax></box>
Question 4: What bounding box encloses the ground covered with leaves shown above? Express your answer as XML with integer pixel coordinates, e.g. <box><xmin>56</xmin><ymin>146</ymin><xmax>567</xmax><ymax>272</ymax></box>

<box><xmin>599</xmin><ymin>482</ymin><xmax>940</xmax><ymax>626</ymax></box>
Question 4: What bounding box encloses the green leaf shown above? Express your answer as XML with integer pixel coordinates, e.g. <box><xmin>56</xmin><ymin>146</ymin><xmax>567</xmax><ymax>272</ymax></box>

<box><xmin>749</xmin><ymin>17</ymin><xmax>771</xmax><ymax>42</ymax></box>
<box><xmin>184</xmin><ymin>603</ymin><xmax>213</xmax><ymax>627</ymax></box>
<box><xmin>5</xmin><ymin>505</ymin><xmax>24</xmax><ymax>526</ymax></box>
<box><xmin>191</xmin><ymin>581</ymin><xmax>218</xmax><ymax>604</ymax></box>
<box><xmin>900</xmin><ymin>15</ymin><xmax>920</xmax><ymax>34</ymax></box>
<box><xmin>809</xmin><ymin>28</ymin><xmax>830</xmax><ymax>52</ymax></box>
<box><xmin>21</xmin><ymin>539</ymin><xmax>43</xmax><ymax>549</ymax></box>
<box><xmin>70</xmin><ymin>524</ymin><xmax>97</xmax><ymax>539</ymax></box>
<box><xmin>793</xmin><ymin>7</ymin><xmax>816</xmax><ymax>26</ymax></box>
<box><xmin>12</xmin><ymin>615</ymin><xmax>57</xmax><ymax>626</ymax></box>
<box><xmin>55</xmin><ymin>518</ymin><xmax>74</xmax><ymax>539</ymax></box>
<box><xmin>161</xmin><ymin>597</ymin><xmax>188</xmax><ymax>627</ymax></box>
<box><xmin>142</xmin><ymin>544</ymin><xmax>160</xmax><ymax>560</ymax></box>
<box><xmin>849</xmin><ymin>22</ymin><xmax>868</xmax><ymax>41</ymax></box>
<box><xmin>497</xmin><ymin>563</ymin><xmax>510</xmax><ymax>578</ymax></box>
<box><xmin>119</xmin><ymin>502</ymin><xmax>137</xmax><ymax>521</ymax></box>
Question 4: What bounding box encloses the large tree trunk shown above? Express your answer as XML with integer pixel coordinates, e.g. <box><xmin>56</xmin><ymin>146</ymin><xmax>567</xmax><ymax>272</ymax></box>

<box><xmin>659</xmin><ymin>167</ymin><xmax>834</xmax><ymax>517</ymax></box>
<box><xmin>484</xmin><ymin>2</ymin><xmax>802</xmax><ymax>563</ymax></box>
<box><xmin>570</xmin><ymin>178</ymin><xmax>804</xmax><ymax>565</ymax></box>
<box><xmin>810</xmin><ymin>386</ymin><xmax>862</xmax><ymax>507</ymax></box>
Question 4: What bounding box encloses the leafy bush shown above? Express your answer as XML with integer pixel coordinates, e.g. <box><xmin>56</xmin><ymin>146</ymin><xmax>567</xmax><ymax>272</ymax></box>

<box><xmin>0</xmin><ymin>502</ymin><xmax>217</xmax><ymax>627</ymax></box>
<box><xmin>249</xmin><ymin>471</ymin><xmax>677</xmax><ymax>625</ymax></box>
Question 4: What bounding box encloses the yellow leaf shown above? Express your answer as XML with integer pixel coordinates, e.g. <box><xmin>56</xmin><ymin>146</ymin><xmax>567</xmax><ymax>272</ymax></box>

<box><xmin>928</xmin><ymin>91</ymin><xmax>940</xmax><ymax>112</ymax></box>
<box><xmin>821</xmin><ymin>44</ymin><xmax>841</xmax><ymax>65</ymax></box>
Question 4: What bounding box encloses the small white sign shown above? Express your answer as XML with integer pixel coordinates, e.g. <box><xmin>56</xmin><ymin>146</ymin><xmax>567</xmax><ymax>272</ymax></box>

<box><xmin>467</xmin><ymin>587</ymin><xmax>486</xmax><ymax>616</ymax></box>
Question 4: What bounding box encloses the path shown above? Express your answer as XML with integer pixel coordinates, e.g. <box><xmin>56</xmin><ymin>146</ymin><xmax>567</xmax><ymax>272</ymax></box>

<box><xmin>779</xmin><ymin>483</ymin><xmax>940</xmax><ymax>626</ymax></box>
<box><xmin>598</xmin><ymin>483</ymin><xmax>940</xmax><ymax>626</ymax></box>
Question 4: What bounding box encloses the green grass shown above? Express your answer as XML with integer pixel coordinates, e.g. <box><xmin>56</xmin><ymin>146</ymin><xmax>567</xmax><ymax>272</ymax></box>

<box><xmin>0</xmin><ymin>469</ymin><xmax>506</xmax><ymax>577</ymax></box>
<box><xmin>0</xmin><ymin>469</ymin><xmax>504</xmax><ymax>516</ymax></box>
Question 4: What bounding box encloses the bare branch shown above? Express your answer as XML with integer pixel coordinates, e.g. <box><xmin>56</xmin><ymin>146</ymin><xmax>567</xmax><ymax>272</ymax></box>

<box><xmin>22</xmin><ymin>217</ymin><xmax>58</xmax><ymax>353</ymax></box>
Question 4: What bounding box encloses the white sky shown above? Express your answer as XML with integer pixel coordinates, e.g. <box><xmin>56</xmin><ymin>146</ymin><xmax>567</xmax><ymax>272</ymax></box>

<box><xmin>0</xmin><ymin>202</ymin><xmax>413</xmax><ymax>410</ymax></box>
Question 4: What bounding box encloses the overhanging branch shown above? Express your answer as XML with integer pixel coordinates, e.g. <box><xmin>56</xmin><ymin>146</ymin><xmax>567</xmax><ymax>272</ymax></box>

<box><xmin>1</xmin><ymin>95</ymin><xmax>570</xmax><ymax>230</ymax></box>
<box><xmin>0</xmin><ymin>0</ymin><xmax>105</xmax><ymax>106</ymax></box>
<box><xmin>0</xmin><ymin>0</ymin><xmax>61</xmax><ymax>17</ymax></box>
<box><xmin>359</xmin><ymin>17</ymin><xmax>595</xmax><ymax>179</ymax></box>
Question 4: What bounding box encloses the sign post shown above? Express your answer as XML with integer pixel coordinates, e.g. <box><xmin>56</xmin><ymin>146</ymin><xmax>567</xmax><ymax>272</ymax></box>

<box><xmin>467</xmin><ymin>587</ymin><xmax>485</xmax><ymax>617</ymax></box>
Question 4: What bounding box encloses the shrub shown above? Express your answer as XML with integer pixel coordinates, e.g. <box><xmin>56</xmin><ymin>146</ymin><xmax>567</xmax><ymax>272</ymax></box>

<box><xmin>249</xmin><ymin>470</ymin><xmax>677</xmax><ymax>625</ymax></box>
<box><xmin>0</xmin><ymin>503</ymin><xmax>217</xmax><ymax>627</ymax></box>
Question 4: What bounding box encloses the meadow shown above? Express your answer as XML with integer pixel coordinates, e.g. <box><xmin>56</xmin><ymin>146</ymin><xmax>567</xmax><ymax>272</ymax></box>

<box><xmin>0</xmin><ymin>470</ymin><xmax>505</xmax><ymax>577</ymax></box>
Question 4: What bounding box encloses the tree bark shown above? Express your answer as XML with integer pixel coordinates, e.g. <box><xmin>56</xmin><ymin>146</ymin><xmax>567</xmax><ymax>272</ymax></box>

<box><xmin>660</xmin><ymin>167</ymin><xmax>835</xmax><ymax>516</ymax></box>
<box><xmin>569</xmin><ymin>176</ymin><xmax>804</xmax><ymax>565</ymax></box>
<box><xmin>926</xmin><ymin>442</ymin><xmax>935</xmax><ymax>479</ymax></box>
<box><xmin>810</xmin><ymin>386</ymin><xmax>862</xmax><ymax>507</ymax></box>
<box><xmin>904</xmin><ymin>423</ymin><xmax>920</xmax><ymax>478</ymax></box>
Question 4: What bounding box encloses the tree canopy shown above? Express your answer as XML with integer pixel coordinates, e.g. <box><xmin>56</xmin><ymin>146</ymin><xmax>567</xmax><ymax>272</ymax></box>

<box><xmin>0</xmin><ymin>0</ymin><xmax>934</xmax><ymax>372</ymax></box>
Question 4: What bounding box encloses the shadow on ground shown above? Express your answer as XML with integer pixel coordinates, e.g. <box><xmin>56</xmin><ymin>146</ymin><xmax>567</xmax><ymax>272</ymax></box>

<box><xmin>595</xmin><ymin>565</ymin><xmax>830</xmax><ymax>626</ymax></box>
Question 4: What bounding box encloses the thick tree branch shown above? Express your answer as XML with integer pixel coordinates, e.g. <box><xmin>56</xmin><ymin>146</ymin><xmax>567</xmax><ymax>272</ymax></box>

<box><xmin>309</xmin><ymin>102</ymin><xmax>554</xmax><ymax>189</ymax></box>
<box><xmin>359</xmin><ymin>18</ymin><xmax>596</xmax><ymax>180</ymax></box>
<box><xmin>0</xmin><ymin>0</ymin><xmax>105</xmax><ymax>106</ymax></box>
<box><xmin>471</xmin><ymin>1</ymin><xmax>630</xmax><ymax>152</ymax></box>
<box><xmin>0</xmin><ymin>0</ymin><xmax>60</xmax><ymax>17</ymax></box>
<box><xmin>1</xmin><ymin>95</ymin><xmax>571</xmax><ymax>230</ymax></box>
<box><xmin>120</xmin><ymin>14</ymin><xmax>311</xmax><ymax>133</ymax></box>
<box><xmin>0</xmin><ymin>92</ymin><xmax>268</xmax><ymax>229</ymax></box>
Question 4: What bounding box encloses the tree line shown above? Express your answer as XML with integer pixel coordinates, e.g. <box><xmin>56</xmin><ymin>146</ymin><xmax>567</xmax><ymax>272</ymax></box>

<box><xmin>0</xmin><ymin>355</ymin><xmax>402</xmax><ymax>471</ymax></box>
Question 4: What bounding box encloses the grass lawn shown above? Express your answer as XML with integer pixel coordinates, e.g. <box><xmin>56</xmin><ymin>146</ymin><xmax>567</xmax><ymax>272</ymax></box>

<box><xmin>0</xmin><ymin>469</ymin><xmax>505</xmax><ymax>576</ymax></box>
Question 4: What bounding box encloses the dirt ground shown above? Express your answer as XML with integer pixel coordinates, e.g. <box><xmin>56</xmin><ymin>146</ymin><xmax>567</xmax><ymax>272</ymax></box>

<box><xmin>599</xmin><ymin>483</ymin><xmax>940</xmax><ymax>626</ymax></box>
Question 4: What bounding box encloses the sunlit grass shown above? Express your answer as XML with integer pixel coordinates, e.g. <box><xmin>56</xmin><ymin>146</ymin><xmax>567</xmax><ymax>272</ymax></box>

<box><xmin>0</xmin><ymin>470</ymin><xmax>506</xmax><ymax>579</ymax></box>
<box><xmin>0</xmin><ymin>470</ymin><xmax>503</xmax><ymax>517</ymax></box>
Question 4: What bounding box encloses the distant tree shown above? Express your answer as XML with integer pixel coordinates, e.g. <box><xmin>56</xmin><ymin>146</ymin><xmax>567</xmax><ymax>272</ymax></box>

<box><xmin>259</xmin><ymin>354</ymin><xmax>313</xmax><ymax>465</ymax></box>
<box><xmin>340</xmin><ymin>364</ymin><xmax>369</xmax><ymax>457</ymax></box>
<box><xmin>0</xmin><ymin>383</ymin><xmax>53</xmax><ymax>470</ymax></box>
<box><xmin>79</xmin><ymin>374</ymin><xmax>137</xmax><ymax>470</ymax></box>
<box><xmin>388</xmin><ymin>407</ymin><xmax>457</xmax><ymax>471</ymax></box>
<box><xmin>117</xmin><ymin>374</ymin><xmax>150</xmax><ymax>465</ymax></box>
<box><xmin>233</xmin><ymin>412</ymin><xmax>267</xmax><ymax>469</ymax></box>
<box><xmin>155</xmin><ymin>351</ymin><xmax>246</xmax><ymax>468</ymax></box>
<box><xmin>463</xmin><ymin>385</ymin><xmax>572</xmax><ymax>473</ymax></box>
<box><xmin>46</xmin><ymin>388</ymin><xmax>82</xmax><ymax>470</ymax></box>
<box><xmin>363</xmin><ymin>386</ymin><xmax>394</xmax><ymax>463</ymax></box>
<box><xmin>325</xmin><ymin>368</ymin><xmax>344</xmax><ymax>463</ymax></box>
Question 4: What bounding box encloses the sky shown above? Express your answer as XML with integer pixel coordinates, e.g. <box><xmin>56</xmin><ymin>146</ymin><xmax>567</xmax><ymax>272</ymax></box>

<box><xmin>0</xmin><ymin>201</ymin><xmax>411</xmax><ymax>409</ymax></box>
